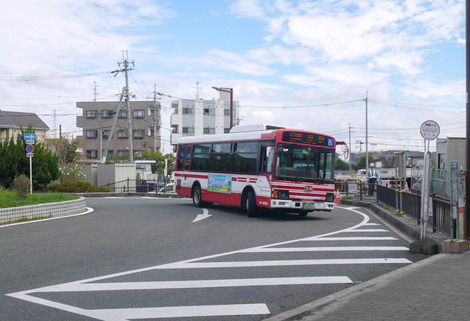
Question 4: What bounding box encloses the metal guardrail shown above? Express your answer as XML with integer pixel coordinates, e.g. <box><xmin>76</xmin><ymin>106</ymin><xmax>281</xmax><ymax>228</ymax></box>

<box><xmin>340</xmin><ymin>180</ymin><xmax>451</xmax><ymax>237</ymax></box>
<box><xmin>101</xmin><ymin>179</ymin><xmax>173</xmax><ymax>194</ymax></box>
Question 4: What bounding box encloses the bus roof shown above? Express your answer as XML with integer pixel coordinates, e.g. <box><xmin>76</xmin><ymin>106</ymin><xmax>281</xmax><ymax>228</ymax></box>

<box><xmin>177</xmin><ymin>128</ymin><xmax>336</xmax><ymax>146</ymax></box>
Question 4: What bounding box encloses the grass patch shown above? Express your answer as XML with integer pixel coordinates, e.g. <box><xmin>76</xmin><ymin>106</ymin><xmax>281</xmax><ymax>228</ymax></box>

<box><xmin>0</xmin><ymin>190</ymin><xmax>79</xmax><ymax>209</ymax></box>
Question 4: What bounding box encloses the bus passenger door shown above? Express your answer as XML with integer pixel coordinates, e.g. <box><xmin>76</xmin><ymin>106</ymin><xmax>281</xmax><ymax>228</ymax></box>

<box><xmin>180</xmin><ymin>145</ymin><xmax>192</xmax><ymax>194</ymax></box>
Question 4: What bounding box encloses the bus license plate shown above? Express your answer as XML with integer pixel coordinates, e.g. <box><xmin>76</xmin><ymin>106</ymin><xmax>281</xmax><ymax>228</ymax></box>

<box><xmin>303</xmin><ymin>202</ymin><xmax>319</xmax><ymax>210</ymax></box>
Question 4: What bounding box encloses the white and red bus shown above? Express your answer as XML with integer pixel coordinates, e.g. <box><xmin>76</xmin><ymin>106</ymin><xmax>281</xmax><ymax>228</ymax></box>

<box><xmin>174</xmin><ymin>125</ymin><xmax>339</xmax><ymax>217</ymax></box>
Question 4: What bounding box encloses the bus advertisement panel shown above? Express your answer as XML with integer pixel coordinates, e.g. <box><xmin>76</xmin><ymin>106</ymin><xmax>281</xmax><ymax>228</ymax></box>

<box><xmin>174</xmin><ymin>126</ymin><xmax>337</xmax><ymax>217</ymax></box>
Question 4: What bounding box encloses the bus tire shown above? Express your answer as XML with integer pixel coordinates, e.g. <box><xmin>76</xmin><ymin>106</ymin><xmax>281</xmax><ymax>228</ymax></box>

<box><xmin>192</xmin><ymin>185</ymin><xmax>204</xmax><ymax>207</ymax></box>
<box><xmin>246</xmin><ymin>191</ymin><xmax>258</xmax><ymax>217</ymax></box>
<box><xmin>299</xmin><ymin>210</ymin><xmax>309</xmax><ymax>217</ymax></box>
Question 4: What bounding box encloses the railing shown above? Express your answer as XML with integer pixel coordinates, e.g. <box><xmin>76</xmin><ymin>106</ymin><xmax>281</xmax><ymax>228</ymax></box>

<box><xmin>101</xmin><ymin>179</ymin><xmax>172</xmax><ymax>194</ymax></box>
<box><xmin>339</xmin><ymin>180</ymin><xmax>452</xmax><ymax>237</ymax></box>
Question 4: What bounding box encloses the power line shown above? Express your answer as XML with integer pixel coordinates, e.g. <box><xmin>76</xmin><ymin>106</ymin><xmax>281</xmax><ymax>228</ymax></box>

<box><xmin>0</xmin><ymin>70</ymin><xmax>117</xmax><ymax>82</ymax></box>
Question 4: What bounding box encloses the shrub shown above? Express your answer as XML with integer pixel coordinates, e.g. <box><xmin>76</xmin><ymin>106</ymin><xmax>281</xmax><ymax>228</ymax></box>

<box><xmin>13</xmin><ymin>174</ymin><xmax>30</xmax><ymax>199</ymax></box>
<box><xmin>46</xmin><ymin>181</ymin><xmax>112</xmax><ymax>193</ymax></box>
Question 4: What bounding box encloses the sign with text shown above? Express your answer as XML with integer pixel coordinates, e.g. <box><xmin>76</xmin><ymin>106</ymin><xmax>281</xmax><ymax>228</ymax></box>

<box><xmin>24</xmin><ymin>133</ymin><xmax>37</xmax><ymax>141</ymax></box>
<box><xmin>420</xmin><ymin>120</ymin><xmax>440</xmax><ymax>140</ymax></box>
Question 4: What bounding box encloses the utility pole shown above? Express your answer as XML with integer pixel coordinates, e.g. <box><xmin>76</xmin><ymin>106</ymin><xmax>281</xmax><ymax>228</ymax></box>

<box><xmin>465</xmin><ymin>0</ymin><xmax>470</xmax><ymax>240</ymax></box>
<box><xmin>349</xmin><ymin>123</ymin><xmax>354</xmax><ymax>172</ymax></box>
<box><xmin>115</xmin><ymin>51</ymin><xmax>135</xmax><ymax>163</ymax></box>
<box><xmin>365</xmin><ymin>91</ymin><xmax>369</xmax><ymax>177</ymax></box>
<box><xmin>152</xmin><ymin>84</ymin><xmax>161</xmax><ymax>153</ymax></box>
<box><xmin>93</xmin><ymin>81</ymin><xmax>99</xmax><ymax>102</ymax></box>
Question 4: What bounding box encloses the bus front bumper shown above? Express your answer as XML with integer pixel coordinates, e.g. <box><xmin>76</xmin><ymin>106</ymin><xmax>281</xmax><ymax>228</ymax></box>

<box><xmin>270</xmin><ymin>200</ymin><xmax>334</xmax><ymax>211</ymax></box>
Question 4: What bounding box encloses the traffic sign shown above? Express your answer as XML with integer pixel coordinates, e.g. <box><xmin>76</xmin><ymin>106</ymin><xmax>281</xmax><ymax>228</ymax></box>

<box><xmin>420</xmin><ymin>120</ymin><xmax>440</xmax><ymax>140</ymax></box>
<box><xmin>26</xmin><ymin>153</ymin><xmax>34</xmax><ymax>157</ymax></box>
<box><xmin>24</xmin><ymin>133</ymin><xmax>37</xmax><ymax>141</ymax></box>
<box><xmin>26</xmin><ymin>145</ymin><xmax>34</xmax><ymax>153</ymax></box>
<box><xmin>25</xmin><ymin>140</ymin><xmax>35</xmax><ymax>145</ymax></box>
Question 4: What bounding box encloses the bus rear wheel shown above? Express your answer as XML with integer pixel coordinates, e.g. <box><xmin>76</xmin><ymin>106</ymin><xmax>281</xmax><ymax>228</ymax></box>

<box><xmin>245</xmin><ymin>191</ymin><xmax>258</xmax><ymax>217</ymax></box>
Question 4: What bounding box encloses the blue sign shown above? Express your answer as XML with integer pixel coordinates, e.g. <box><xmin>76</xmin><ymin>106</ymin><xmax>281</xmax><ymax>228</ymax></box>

<box><xmin>328</xmin><ymin>138</ymin><xmax>334</xmax><ymax>147</ymax></box>
<box><xmin>24</xmin><ymin>133</ymin><xmax>37</xmax><ymax>141</ymax></box>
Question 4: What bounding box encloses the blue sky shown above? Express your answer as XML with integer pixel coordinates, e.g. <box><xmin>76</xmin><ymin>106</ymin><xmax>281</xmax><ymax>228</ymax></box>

<box><xmin>0</xmin><ymin>0</ymin><xmax>465</xmax><ymax>153</ymax></box>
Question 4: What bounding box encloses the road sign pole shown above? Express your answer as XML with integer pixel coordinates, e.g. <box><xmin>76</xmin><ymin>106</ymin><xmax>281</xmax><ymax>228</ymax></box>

<box><xmin>29</xmin><ymin>156</ymin><xmax>32</xmax><ymax>194</ymax></box>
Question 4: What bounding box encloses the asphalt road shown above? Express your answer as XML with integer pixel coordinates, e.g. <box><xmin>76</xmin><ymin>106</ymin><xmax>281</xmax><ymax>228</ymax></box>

<box><xmin>1</xmin><ymin>197</ymin><xmax>427</xmax><ymax>320</ymax></box>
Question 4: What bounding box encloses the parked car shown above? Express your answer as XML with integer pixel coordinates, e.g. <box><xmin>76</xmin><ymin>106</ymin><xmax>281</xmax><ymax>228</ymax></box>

<box><xmin>158</xmin><ymin>183</ymin><xmax>175</xmax><ymax>194</ymax></box>
<box><xmin>136</xmin><ymin>180</ymin><xmax>157</xmax><ymax>192</ymax></box>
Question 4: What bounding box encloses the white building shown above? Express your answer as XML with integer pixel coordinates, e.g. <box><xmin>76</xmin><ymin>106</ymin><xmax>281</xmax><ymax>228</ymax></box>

<box><xmin>170</xmin><ymin>88</ymin><xmax>239</xmax><ymax>152</ymax></box>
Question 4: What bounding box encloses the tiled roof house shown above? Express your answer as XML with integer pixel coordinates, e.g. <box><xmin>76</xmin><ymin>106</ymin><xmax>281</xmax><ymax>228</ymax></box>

<box><xmin>0</xmin><ymin>110</ymin><xmax>49</xmax><ymax>143</ymax></box>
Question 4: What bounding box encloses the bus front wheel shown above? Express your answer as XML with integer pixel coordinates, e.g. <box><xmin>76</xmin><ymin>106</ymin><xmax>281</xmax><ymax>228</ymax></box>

<box><xmin>245</xmin><ymin>191</ymin><xmax>258</xmax><ymax>217</ymax></box>
<box><xmin>192</xmin><ymin>185</ymin><xmax>203</xmax><ymax>207</ymax></box>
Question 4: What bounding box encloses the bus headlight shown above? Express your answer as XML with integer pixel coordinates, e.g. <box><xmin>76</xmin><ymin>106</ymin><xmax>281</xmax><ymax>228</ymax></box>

<box><xmin>325</xmin><ymin>192</ymin><xmax>334</xmax><ymax>202</ymax></box>
<box><xmin>272</xmin><ymin>189</ymin><xmax>289</xmax><ymax>199</ymax></box>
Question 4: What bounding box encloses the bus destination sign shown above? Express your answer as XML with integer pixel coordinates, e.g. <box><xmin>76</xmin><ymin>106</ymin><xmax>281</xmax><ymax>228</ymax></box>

<box><xmin>282</xmin><ymin>131</ymin><xmax>334</xmax><ymax>147</ymax></box>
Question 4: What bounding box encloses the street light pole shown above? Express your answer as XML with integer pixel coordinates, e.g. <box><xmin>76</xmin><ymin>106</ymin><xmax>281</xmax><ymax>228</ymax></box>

<box><xmin>212</xmin><ymin>86</ymin><xmax>234</xmax><ymax>129</ymax></box>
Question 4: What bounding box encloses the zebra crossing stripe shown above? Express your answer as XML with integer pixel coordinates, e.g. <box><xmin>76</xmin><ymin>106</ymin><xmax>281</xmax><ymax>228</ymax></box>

<box><xmin>160</xmin><ymin>258</ymin><xmax>412</xmax><ymax>269</ymax></box>
<box><xmin>302</xmin><ymin>236</ymin><xmax>397</xmax><ymax>241</ymax></box>
<box><xmin>88</xmin><ymin>304</ymin><xmax>270</xmax><ymax>320</ymax></box>
<box><xmin>34</xmin><ymin>276</ymin><xmax>353</xmax><ymax>293</ymax></box>
<box><xmin>242</xmin><ymin>246</ymin><xmax>409</xmax><ymax>253</ymax></box>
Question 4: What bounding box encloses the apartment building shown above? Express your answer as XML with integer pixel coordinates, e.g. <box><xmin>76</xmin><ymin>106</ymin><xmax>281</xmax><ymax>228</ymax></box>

<box><xmin>76</xmin><ymin>101</ymin><xmax>161</xmax><ymax>161</ymax></box>
<box><xmin>170</xmin><ymin>88</ymin><xmax>239</xmax><ymax>151</ymax></box>
<box><xmin>0</xmin><ymin>110</ymin><xmax>49</xmax><ymax>143</ymax></box>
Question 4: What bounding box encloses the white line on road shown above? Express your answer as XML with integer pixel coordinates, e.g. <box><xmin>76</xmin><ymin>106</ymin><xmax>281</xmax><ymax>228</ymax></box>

<box><xmin>241</xmin><ymin>246</ymin><xmax>409</xmax><ymax>253</ymax></box>
<box><xmin>345</xmin><ymin>229</ymin><xmax>389</xmax><ymax>232</ymax></box>
<box><xmin>302</xmin><ymin>236</ymin><xmax>397</xmax><ymax>241</ymax></box>
<box><xmin>192</xmin><ymin>208</ymin><xmax>212</xmax><ymax>222</ymax></box>
<box><xmin>89</xmin><ymin>304</ymin><xmax>270</xmax><ymax>320</ymax></box>
<box><xmin>161</xmin><ymin>258</ymin><xmax>412</xmax><ymax>269</ymax></box>
<box><xmin>35</xmin><ymin>276</ymin><xmax>353</xmax><ymax>293</ymax></box>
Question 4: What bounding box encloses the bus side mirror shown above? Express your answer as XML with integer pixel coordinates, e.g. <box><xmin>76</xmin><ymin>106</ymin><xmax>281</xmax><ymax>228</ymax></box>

<box><xmin>266</xmin><ymin>147</ymin><xmax>274</xmax><ymax>158</ymax></box>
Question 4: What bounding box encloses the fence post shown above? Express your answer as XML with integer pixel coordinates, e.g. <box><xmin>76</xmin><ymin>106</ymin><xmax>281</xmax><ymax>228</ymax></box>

<box><xmin>359</xmin><ymin>181</ymin><xmax>363</xmax><ymax>200</ymax></box>
<box><xmin>127</xmin><ymin>177</ymin><xmax>130</xmax><ymax>193</ymax></box>
<box><xmin>432</xmin><ymin>193</ymin><xmax>436</xmax><ymax>233</ymax></box>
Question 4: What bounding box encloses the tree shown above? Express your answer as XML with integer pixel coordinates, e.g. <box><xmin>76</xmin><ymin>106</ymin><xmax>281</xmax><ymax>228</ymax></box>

<box><xmin>141</xmin><ymin>150</ymin><xmax>175</xmax><ymax>179</ymax></box>
<box><xmin>0</xmin><ymin>126</ymin><xmax>60</xmax><ymax>190</ymax></box>
<box><xmin>335</xmin><ymin>156</ymin><xmax>349</xmax><ymax>171</ymax></box>
<box><xmin>354</xmin><ymin>155</ymin><xmax>375</xmax><ymax>171</ymax></box>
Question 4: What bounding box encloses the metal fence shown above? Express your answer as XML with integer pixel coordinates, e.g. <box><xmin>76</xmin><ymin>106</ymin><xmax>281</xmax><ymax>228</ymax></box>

<box><xmin>101</xmin><ymin>179</ymin><xmax>172</xmax><ymax>194</ymax></box>
<box><xmin>339</xmin><ymin>169</ymin><xmax>463</xmax><ymax>237</ymax></box>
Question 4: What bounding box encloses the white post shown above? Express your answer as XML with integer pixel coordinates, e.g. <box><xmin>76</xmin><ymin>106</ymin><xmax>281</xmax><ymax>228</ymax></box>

<box><xmin>420</xmin><ymin>151</ymin><xmax>432</xmax><ymax>242</ymax></box>
<box><xmin>29</xmin><ymin>156</ymin><xmax>33</xmax><ymax>194</ymax></box>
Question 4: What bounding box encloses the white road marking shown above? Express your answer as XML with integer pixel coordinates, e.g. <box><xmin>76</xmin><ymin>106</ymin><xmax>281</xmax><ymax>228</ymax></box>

<box><xmin>192</xmin><ymin>208</ymin><xmax>212</xmax><ymax>222</ymax></box>
<box><xmin>89</xmin><ymin>304</ymin><xmax>270</xmax><ymax>320</ymax></box>
<box><xmin>161</xmin><ymin>258</ymin><xmax>411</xmax><ymax>269</ymax></box>
<box><xmin>345</xmin><ymin>229</ymin><xmax>389</xmax><ymax>232</ymax></box>
<box><xmin>34</xmin><ymin>276</ymin><xmax>353</xmax><ymax>293</ymax></box>
<box><xmin>241</xmin><ymin>246</ymin><xmax>409</xmax><ymax>253</ymax></box>
<box><xmin>302</xmin><ymin>236</ymin><xmax>397</xmax><ymax>241</ymax></box>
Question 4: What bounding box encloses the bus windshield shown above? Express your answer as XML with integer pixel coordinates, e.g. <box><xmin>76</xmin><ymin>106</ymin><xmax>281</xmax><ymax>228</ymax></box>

<box><xmin>274</xmin><ymin>143</ymin><xmax>334</xmax><ymax>182</ymax></box>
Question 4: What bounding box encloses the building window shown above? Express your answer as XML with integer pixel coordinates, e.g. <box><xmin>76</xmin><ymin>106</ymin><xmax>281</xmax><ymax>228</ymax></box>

<box><xmin>171</xmin><ymin>125</ymin><xmax>179</xmax><ymax>133</ymax></box>
<box><xmin>86</xmin><ymin>150</ymin><xmax>98</xmax><ymax>158</ymax></box>
<box><xmin>182</xmin><ymin>127</ymin><xmax>194</xmax><ymax>134</ymax></box>
<box><xmin>183</xmin><ymin>108</ymin><xmax>194</xmax><ymax>114</ymax></box>
<box><xmin>133</xmin><ymin>109</ymin><xmax>145</xmax><ymax>118</ymax></box>
<box><xmin>86</xmin><ymin>130</ymin><xmax>98</xmax><ymax>138</ymax></box>
<box><xmin>224</xmin><ymin>128</ymin><xmax>230</xmax><ymax>133</ymax></box>
<box><xmin>101</xmin><ymin>110</ymin><xmax>114</xmax><ymax>118</ymax></box>
<box><xmin>224</xmin><ymin>109</ymin><xmax>231</xmax><ymax>116</ymax></box>
<box><xmin>117</xmin><ymin>150</ymin><xmax>129</xmax><ymax>157</ymax></box>
<box><xmin>86</xmin><ymin>110</ymin><xmax>98</xmax><ymax>119</ymax></box>
<box><xmin>203</xmin><ymin>127</ymin><xmax>215</xmax><ymax>134</ymax></box>
<box><xmin>118</xmin><ymin>110</ymin><xmax>127</xmax><ymax>118</ymax></box>
<box><xmin>133</xmin><ymin>130</ymin><xmax>145</xmax><ymax>140</ymax></box>
<box><xmin>204</xmin><ymin>108</ymin><xmax>215</xmax><ymax>115</ymax></box>
<box><xmin>117</xmin><ymin>129</ymin><xmax>128</xmax><ymax>138</ymax></box>
<box><xmin>102</xmin><ymin>130</ymin><xmax>111</xmax><ymax>139</ymax></box>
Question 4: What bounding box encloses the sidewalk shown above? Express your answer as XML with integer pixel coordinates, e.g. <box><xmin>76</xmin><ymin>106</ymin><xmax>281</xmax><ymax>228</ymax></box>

<box><xmin>271</xmin><ymin>251</ymin><xmax>470</xmax><ymax>321</ymax></box>
<box><xmin>265</xmin><ymin>196</ymin><xmax>470</xmax><ymax>321</ymax></box>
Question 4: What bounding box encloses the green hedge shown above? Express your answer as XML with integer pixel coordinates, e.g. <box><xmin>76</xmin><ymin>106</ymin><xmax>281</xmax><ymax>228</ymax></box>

<box><xmin>46</xmin><ymin>181</ymin><xmax>112</xmax><ymax>193</ymax></box>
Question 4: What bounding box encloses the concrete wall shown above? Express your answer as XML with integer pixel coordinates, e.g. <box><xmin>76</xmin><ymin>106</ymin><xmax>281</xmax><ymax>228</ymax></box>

<box><xmin>0</xmin><ymin>197</ymin><xmax>86</xmax><ymax>224</ymax></box>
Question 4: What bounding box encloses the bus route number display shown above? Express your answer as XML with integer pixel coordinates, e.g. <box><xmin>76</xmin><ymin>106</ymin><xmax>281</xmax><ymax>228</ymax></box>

<box><xmin>282</xmin><ymin>131</ymin><xmax>334</xmax><ymax>147</ymax></box>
